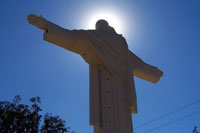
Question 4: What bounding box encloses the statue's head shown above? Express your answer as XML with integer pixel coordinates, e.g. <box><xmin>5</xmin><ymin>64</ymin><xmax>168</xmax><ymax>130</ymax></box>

<box><xmin>95</xmin><ymin>19</ymin><xmax>116</xmax><ymax>34</ymax></box>
<box><xmin>95</xmin><ymin>19</ymin><xmax>109</xmax><ymax>30</ymax></box>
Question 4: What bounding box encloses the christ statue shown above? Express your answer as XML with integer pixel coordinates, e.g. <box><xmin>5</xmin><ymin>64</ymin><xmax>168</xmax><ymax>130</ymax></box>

<box><xmin>27</xmin><ymin>14</ymin><xmax>163</xmax><ymax>133</ymax></box>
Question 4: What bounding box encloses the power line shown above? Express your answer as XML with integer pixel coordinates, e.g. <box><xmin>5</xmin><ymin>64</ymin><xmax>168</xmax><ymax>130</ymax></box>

<box><xmin>143</xmin><ymin>110</ymin><xmax>200</xmax><ymax>133</ymax></box>
<box><xmin>134</xmin><ymin>99</ymin><xmax>200</xmax><ymax>130</ymax></box>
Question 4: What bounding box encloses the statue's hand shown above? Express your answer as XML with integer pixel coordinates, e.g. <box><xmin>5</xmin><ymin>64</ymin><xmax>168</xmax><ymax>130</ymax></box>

<box><xmin>27</xmin><ymin>14</ymin><xmax>48</xmax><ymax>30</ymax></box>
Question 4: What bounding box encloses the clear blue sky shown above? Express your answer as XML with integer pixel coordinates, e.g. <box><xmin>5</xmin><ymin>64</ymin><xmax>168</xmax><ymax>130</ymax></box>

<box><xmin>0</xmin><ymin>0</ymin><xmax>200</xmax><ymax>132</ymax></box>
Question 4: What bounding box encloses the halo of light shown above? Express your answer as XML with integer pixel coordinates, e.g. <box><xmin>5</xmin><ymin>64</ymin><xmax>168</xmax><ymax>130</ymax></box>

<box><xmin>79</xmin><ymin>6</ymin><xmax>133</xmax><ymax>40</ymax></box>
<box><xmin>85</xmin><ymin>10</ymin><xmax>124</xmax><ymax>34</ymax></box>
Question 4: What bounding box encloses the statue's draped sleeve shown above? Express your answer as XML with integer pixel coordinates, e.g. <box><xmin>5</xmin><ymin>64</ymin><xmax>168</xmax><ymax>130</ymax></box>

<box><xmin>128</xmin><ymin>50</ymin><xmax>163</xmax><ymax>83</ymax></box>
<box><xmin>43</xmin><ymin>22</ymin><xmax>87</xmax><ymax>54</ymax></box>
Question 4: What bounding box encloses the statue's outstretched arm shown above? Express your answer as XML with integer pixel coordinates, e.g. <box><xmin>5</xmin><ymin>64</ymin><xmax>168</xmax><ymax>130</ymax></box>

<box><xmin>27</xmin><ymin>14</ymin><xmax>85</xmax><ymax>54</ymax></box>
<box><xmin>128</xmin><ymin>50</ymin><xmax>163</xmax><ymax>83</ymax></box>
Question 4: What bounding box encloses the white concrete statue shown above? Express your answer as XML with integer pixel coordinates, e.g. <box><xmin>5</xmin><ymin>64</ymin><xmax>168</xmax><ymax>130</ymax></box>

<box><xmin>27</xmin><ymin>14</ymin><xmax>163</xmax><ymax>133</ymax></box>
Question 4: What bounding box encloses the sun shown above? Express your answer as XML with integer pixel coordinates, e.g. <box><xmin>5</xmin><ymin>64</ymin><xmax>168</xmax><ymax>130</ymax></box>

<box><xmin>86</xmin><ymin>11</ymin><xmax>124</xmax><ymax>34</ymax></box>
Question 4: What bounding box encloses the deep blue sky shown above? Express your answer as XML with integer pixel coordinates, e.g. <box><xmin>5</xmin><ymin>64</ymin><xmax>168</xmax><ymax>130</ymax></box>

<box><xmin>0</xmin><ymin>0</ymin><xmax>200</xmax><ymax>132</ymax></box>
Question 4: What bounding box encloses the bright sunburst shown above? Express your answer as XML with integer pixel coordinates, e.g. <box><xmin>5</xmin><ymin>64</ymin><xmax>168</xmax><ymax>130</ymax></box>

<box><xmin>86</xmin><ymin>11</ymin><xmax>124</xmax><ymax>34</ymax></box>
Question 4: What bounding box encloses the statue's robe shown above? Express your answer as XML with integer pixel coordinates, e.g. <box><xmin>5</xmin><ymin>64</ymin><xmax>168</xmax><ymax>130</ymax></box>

<box><xmin>43</xmin><ymin>22</ymin><xmax>163</xmax><ymax>133</ymax></box>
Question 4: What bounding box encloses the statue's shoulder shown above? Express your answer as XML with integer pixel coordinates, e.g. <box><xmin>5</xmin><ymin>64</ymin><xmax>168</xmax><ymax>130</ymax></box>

<box><xmin>118</xmin><ymin>34</ymin><xmax>127</xmax><ymax>41</ymax></box>
<box><xmin>80</xmin><ymin>30</ymin><xmax>98</xmax><ymax>37</ymax></box>
<box><xmin>117</xmin><ymin>33</ymin><xmax>125</xmax><ymax>38</ymax></box>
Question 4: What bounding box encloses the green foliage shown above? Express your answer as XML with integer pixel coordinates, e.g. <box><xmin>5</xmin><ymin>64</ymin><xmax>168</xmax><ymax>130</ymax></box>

<box><xmin>41</xmin><ymin>113</ymin><xmax>67</xmax><ymax>133</ymax></box>
<box><xmin>0</xmin><ymin>95</ymin><xmax>75</xmax><ymax>133</ymax></box>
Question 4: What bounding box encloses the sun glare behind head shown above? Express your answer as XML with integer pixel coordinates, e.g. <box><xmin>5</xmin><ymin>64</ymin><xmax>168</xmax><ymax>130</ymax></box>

<box><xmin>86</xmin><ymin>11</ymin><xmax>123</xmax><ymax>34</ymax></box>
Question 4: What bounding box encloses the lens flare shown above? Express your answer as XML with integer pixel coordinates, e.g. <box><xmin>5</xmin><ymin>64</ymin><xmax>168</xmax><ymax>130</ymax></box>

<box><xmin>86</xmin><ymin>10</ymin><xmax>124</xmax><ymax>34</ymax></box>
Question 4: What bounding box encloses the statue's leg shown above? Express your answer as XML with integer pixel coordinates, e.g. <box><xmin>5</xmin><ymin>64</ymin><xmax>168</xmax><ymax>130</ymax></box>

<box><xmin>95</xmin><ymin>68</ymin><xmax>133</xmax><ymax>133</ymax></box>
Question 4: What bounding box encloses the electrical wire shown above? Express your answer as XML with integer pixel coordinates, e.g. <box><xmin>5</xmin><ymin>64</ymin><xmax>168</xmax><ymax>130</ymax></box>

<box><xmin>143</xmin><ymin>110</ymin><xmax>200</xmax><ymax>133</ymax></box>
<box><xmin>134</xmin><ymin>99</ymin><xmax>200</xmax><ymax>130</ymax></box>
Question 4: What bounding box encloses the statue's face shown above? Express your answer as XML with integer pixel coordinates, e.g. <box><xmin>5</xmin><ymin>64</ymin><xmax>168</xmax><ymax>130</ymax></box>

<box><xmin>95</xmin><ymin>20</ymin><xmax>109</xmax><ymax>30</ymax></box>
